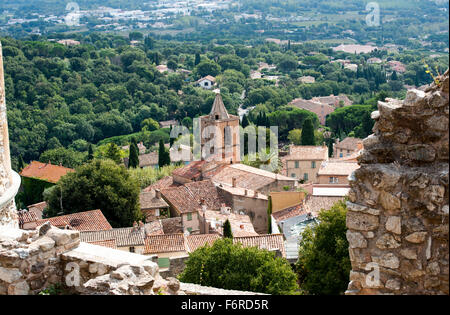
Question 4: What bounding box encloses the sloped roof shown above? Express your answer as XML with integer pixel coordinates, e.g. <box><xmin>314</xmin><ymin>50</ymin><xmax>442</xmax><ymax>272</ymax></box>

<box><xmin>138</xmin><ymin>152</ymin><xmax>159</xmax><ymax>167</ymax></box>
<box><xmin>36</xmin><ymin>210</ymin><xmax>112</xmax><ymax>232</ymax></box>
<box><xmin>271</xmin><ymin>204</ymin><xmax>308</xmax><ymax>222</ymax></box>
<box><xmin>27</xmin><ymin>201</ymin><xmax>47</xmax><ymax>216</ymax></box>
<box><xmin>201</xmin><ymin>209</ymin><xmax>258</xmax><ymax>237</ymax></box>
<box><xmin>317</xmin><ymin>161</ymin><xmax>359</xmax><ymax>176</ymax></box>
<box><xmin>172</xmin><ymin>160</ymin><xmax>206</xmax><ymax>180</ymax></box>
<box><xmin>209</xmin><ymin>93</ymin><xmax>229</xmax><ymax>120</ymax></box>
<box><xmin>335</xmin><ymin>137</ymin><xmax>363</xmax><ymax>151</ymax></box>
<box><xmin>233</xmin><ymin>234</ymin><xmax>286</xmax><ymax>258</ymax></box>
<box><xmin>20</xmin><ymin>161</ymin><xmax>74</xmax><ymax>183</ymax></box>
<box><xmin>185</xmin><ymin>234</ymin><xmax>221</xmax><ymax>252</ymax></box>
<box><xmin>303</xmin><ymin>195</ymin><xmax>344</xmax><ymax>215</ymax></box>
<box><xmin>286</xmin><ymin>145</ymin><xmax>328</xmax><ymax>161</ymax></box>
<box><xmin>144</xmin><ymin>234</ymin><xmax>186</xmax><ymax>254</ymax></box>
<box><xmin>289</xmin><ymin>98</ymin><xmax>335</xmax><ymax>125</ymax></box>
<box><xmin>161</xmin><ymin>180</ymin><xmax>227</xmax><ymax>214</ymax></box>
<box><xmin>143</xmin><ymin>176</ymin><xmax>176</xmax><ymax>192</ymax></box>
<box><xmin>80</xmin><ymin>226</ymin><xmax>146</xmax><ymax>247</ymax></box>
<box><xmin>209</xmin><ymin>163</ymin><xmax>295</xmax><ymax>192</ymax></box>
<box><xmin>139</xmin><ymin>191</ymin><xmax>169</xmax><ymax>210</ymax></box>
<box><xmin>198</xmin><ymin>75</ymin><xmax>216</xmax><ymax>83</ymax></box>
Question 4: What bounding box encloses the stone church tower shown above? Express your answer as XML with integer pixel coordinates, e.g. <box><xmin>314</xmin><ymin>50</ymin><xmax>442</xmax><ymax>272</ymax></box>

<box><xmin>199</xmin><ymin>92</ymin><xmax>240</xmax><ymax>163</ymax></box>
<box><xmin>0</xmin><ymin>41</ymin><xmax>20</xmax><ymax>228</ymax></box>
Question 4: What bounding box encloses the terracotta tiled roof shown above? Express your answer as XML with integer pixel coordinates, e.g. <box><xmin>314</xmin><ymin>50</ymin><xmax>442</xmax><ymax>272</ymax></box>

<box><xmin>172</xmin><ymin>161</ymin><xmax>206</xmax><ymax>180</ymax></box>
<box><xmin>20</xmin><ymin>161</ymin><xmax>74</xmax><ymax>183</ymax></box>
<box><xmin>289</xmin><ymin>98</ymin><xmax>334</xmax><ymax>125</ymax></box>
<box><xmin>161</xmin><ymin>217</ymin><xmax>183</xmax><ymax>234</ymax></box>
<box><xmin>80</xmin><ymin>226</ymin><xmax>146</xmax><ymax>247</ymax></box>
<box><xmin>162</xmin><ymin>180</ymin><xmax>227</xmax><ymax>214</ymax></box>
<box><xmin>185</xmin><ymin>234</ymin><xmax>221</xmax><ymax>252</ymax></box>
<box><xmin>143</xmin><ymin>176</ymin><xmax>176</xmax><ymax>192</ymax></box>
<box><xmin>36</xmin><ymin>210</ymin><xmax>112</xmax><ymax>232</ymax></box>
<box><xmin>198</xmin><ymin>75</ymin><xmax>216</xmax><ymax>83</ymax></box>
<box><xmin>89</xmin><ymin>239</ymin><xmax>117</xmax><ymax>249</ymax></box>
<box><xmin>272</xmin><ymin>204</ymin><xmax>308</xmax><ymax>222</ymax></box>
<box><xmin>318</xmin><ymin>161</ymin><xmax>359</xmax><ymax>176</ymax></box>
<box><xmin>201</xmin><ymin>209</ymin><xmax>258</xmax><ymax>237</ymax></box>
<box><xmin>27</xmin><ymin>201</ymin><xmax>47</xmax><ymax>217</ymax></box>
<box><xmin>209</xmin><ymin>163</ymin><xmax>295</xmax><ymax>192</ymax></box>
<box><xmin>139</xmin><ymin>191</ymin><xmax>169</xmax><ymax>210</ymax></box>
<box><xmin>144</xmin><ymin>220</ymin><xmax>165</xmax><ymax>236</ymax></box>
<box><xmin>138</xmin><ymin>152</ymin><xmax>159</xmax><ymax>168</ymax></box>
<box><xmin>18</xmin><ymin>210</ymin><xmax>40</xmax><ymax>229</ymax></box>
<box><xmin>144</xmin><ymin>234</ymin><xmax>186</xmax><ymax>254</ymax></box>
<box><xmin>233</xmin><ymin>234</ymin><xmax>286</xmax><ymax>258</ymax></box>
<box><xmin>286</xmin><ymin>145</ymin><xmax>328</xmax><ymax>161</ymax></box>
<box><xmin>334</xmin><ymin>137</ymin><xmax>363</xmax><ymax>151</ymax></box>
<box><xmin>303</xmin><ymin>195</ymin><xmax>344</xmax><ymax>215</ymax></box>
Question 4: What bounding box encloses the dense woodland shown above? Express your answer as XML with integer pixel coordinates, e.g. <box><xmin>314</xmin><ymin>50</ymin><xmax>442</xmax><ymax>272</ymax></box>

<box><xmin>1</xmin><ymin>32</ymin><xmax>447</xmax><ymax>171</ymax></box>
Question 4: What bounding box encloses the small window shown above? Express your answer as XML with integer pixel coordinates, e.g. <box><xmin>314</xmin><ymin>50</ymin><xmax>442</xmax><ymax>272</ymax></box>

<box><xmin>311</xmin><ymin>161</ymin><xmax>316</xmax><ymax>168</ymax></box>
<box><xmin>129</xmin><ymin>246</ymin><xmax>135</xmax><ymax>253</ymax></box>
<box><xmin>291</xmin><ymin>173</ymin><xmax>296</xmax><ymax>178</ymax></box>
<box><xmin>295</xmin><ymin>161</ymin><xmax>299</xmax><ymax>168</ymax></box>
<box><xmin>339</xmin><ymin>153</ymin><xmax>343</xmax><ymax>158</ymax></box>
<box><xmin>215</xmin><ymin>115</ymin><xmax>219</xmax><ymax>120</ymax></box>
<box><xmin>303</xmin><ymin>173</ymin><xmax>308</xmax><ymax>181</ymax></box>
<box><xmin>187</xmin><ymin>213</ymin><xmax>192</xmax><ymax>221</ymax></box>
<box><xmin>187</xmin><ymin>227</ymin><xmax>193</xmax><ymax>233</ymax></box>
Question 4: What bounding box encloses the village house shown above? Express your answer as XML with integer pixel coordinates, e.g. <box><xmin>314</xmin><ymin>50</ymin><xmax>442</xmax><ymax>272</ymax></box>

<box><xmin>316</xmin><ymin>161</ymin><xmax>359</xmax><ymax>185</ymax></box>
<box><xmin>289</xmin><ymin>98</ymin><xmax>335</xmax><ymax>125</ymax></box>
<box><xmin>282</xmin><ymin>145</ymin><xmax>329</xmax><ymax>183</ymax></box>
<box><xmin>197</xmin><ymin>75</ymin><xmax>216</xmax><ymax>89</ymax></box>
<box><xmin>333</xmin><ymin>137</ymin><xmax>363</xmax><ymax>158</ymax></box>
<box><xmin>139</xmin><ymin>189</ymin><xmax>170</xmax><ymax>222</ymax></box>
<box><xmin>311</xmin><ymin>94</ymin><xmax>353</xmax><ymax>108</ymax></box>
<box><xmin>299</xmin><ymin>75</ymin><xmax>315</xmax><ymax>84</ymax></box>
<box><xmin>159</xmin><ymin>119</ymin><xmax>179</xmax><ymax>129</ymax></box>
<box><xmin>124</xmin><ymin>151</ymin><xmax>159</xmax><ymax>169</ymax></box>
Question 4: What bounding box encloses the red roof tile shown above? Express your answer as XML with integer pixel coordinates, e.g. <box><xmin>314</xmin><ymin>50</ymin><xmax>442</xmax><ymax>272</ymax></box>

<box><xmin>185</xmin><ymin>234</ymin><xmax>221</xmax><ymax>252</ymax></box>
<box><xmin>36</xmin><ymin>210</ymin><xmax>112</xmax><ymax>232</ymax></box>
<box><xmin>272</xmin><ymin>204</ymin><xmax>308</xmax><ymax>222</ymax></box>
<box><xmin>20</xmin><ymin>161</ymin><xmax>74</xmax><ymax>183</ymax></box>
<box><xmin>143</xmin><ymin>176</ymin><xmax>177</xmax><ymax>192</ymax></box>
<box><xmin>233</xmin><ymin>234</ymin><xmax>286</xmax><ymax>258</ymax></box>
<box><xmin>161</xmin><ymin>179</ymin><xmax>227</xmax><ymax>214</ymax></box>
<box><xmin>144</xmin><ymin>234</ymin><xmax>186</xmax><ymax>254</ymax></box>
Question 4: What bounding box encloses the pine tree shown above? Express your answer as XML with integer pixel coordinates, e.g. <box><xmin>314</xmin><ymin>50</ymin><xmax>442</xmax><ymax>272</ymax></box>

<box><xmin>391</xmin><ymin>70</ymin><xmax>398</xmax><ymax>81</ymax></box>
<box><xmin>223</xmin><ymin>219</ymin><xmax>233</xmax><ymax>238</ymax></box>
<box><xmin>300</xmin><ymin>118</ymin><xmax>315</xmax><ymax>146</ymax></box>
<box><xmin>154</xmin><ymin>52</ymin><xmax>160</xmax><ymax>65</ymax></box>
<box><xmin>128</xmin><ymin>142</ymin><xmax>139</xmax><ymax>168</ymax></box>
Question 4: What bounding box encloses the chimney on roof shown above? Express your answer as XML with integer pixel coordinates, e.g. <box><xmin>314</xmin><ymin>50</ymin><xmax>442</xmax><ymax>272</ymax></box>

<box><xmin>155</xmin><ymin>189</ymin><xmax>161</xmax><ymax>199</ymax></box>
<box><xmin>232</xmin><ymin>177</ymin><xmax>237</xmax><ymax>188</ymax></box>
<box><xmin>240</xmin><ymin>224</ymin><xmax>244</xmax><ymax>229</ymax></box>
<box><xmin>244</xmin><ymin>189</ymin><xmax>248</xmax><ymax>196</ymax></box>
<box><xmin>59</xmin><ymin>162</ymin><xmax>62</xmax><ymax>167</ymax></box>
<box><xmin>254</xmin><ymin>191</ymin><xmax>258</xmax><ymax>198</ymax></box>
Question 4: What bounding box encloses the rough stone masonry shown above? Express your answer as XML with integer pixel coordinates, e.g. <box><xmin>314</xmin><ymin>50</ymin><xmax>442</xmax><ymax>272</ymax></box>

<box><xmin>345</xmin><ymin>70</ymin><xmax>449</xmax><ymax>295</ymax></box>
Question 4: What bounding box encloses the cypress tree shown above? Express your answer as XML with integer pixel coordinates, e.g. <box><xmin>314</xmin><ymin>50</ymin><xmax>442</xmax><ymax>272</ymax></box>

<box><xmin>87</xmin><ymin>144</ymin><xmax>94</xmax><ymax>161</ymax></box>
<box><xmin>223</xmin><ymin>219</ymin><xmax>233</xmax><ymax>238</ymax></box>
<box><xmin>18</xmin><ymin>155</ymin><xmax>25</xmax><ymax>172</ymax></box>
<box><xmin>158</xmin><ymin>139</ymin><xmax>170</xmax><ymax>168</ymax></box>
<box><xmin>267</xmin><ymin>196</ymin><xmax>272</xmax><ymax>234</ymax></box>
<box><xmin>128</xmin><ymin>142</ymin><xmax>139</xmax><ymax>168</ymax></box>
<box><xmin>195</xmin><ymin>52</ymin><xmax>201</xmax><ymax>66</ymax></box>
<box><xmin>241</xmin><ymin>114</ymin><xmax>249</xmax><ymax>128</ymax></box>
<box><xmin>300</xmin><ymin>118</ymin><xmax>315</xmax><ymax>146</ymax></box>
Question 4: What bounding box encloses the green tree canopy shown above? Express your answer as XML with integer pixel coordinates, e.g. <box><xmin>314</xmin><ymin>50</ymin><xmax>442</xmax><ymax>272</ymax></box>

<box><xmin>44</xmin><ymin>159</ymin><xmax>142</xmax><ymax>228</ymax></box>
<box><xmin>223</xmin><ymin>219</ymin><xmax>233</xmax><ymax>238</ymax></box>
<box><xmin>295</xmin><ymin>200</ymin><xmax>350</xmax><ymax>295</ymax></box>
<box><xmin>179</xmin><ymin>238</ymin><xmax>299</xmax><ymax>295</ymax></box>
